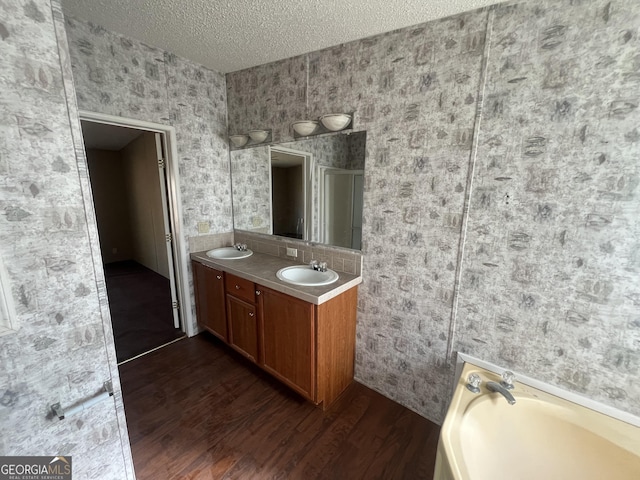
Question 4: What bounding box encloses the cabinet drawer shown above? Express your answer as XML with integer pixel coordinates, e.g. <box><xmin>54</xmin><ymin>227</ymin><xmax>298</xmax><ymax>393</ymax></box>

<box><xmin>225</xmin><ymin>273</ymin><xmax>255</xmax><ymax>303</ymax></box>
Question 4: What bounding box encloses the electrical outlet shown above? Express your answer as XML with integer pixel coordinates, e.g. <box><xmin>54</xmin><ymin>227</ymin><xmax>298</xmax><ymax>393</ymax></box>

<box><xmin>197</xmin><ymin>221</ymin><xmax>210</xmax><ymax>234</ymax></box>
<box><xmin>286</xmin><ymin>247</ymin><xmax>298</xmax><ymax>258</ymax></box>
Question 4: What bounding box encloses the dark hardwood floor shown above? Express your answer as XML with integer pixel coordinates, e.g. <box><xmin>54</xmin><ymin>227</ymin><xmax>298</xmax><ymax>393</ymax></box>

<box><xmin>119</xmin><ymin>333</ymin><xmax>440</xmax><ymax>479</ymax></box>
<box><xmin>105</xmin><ymin>260</ymin><xmax>184</xmax><ymax>363</ymax></box>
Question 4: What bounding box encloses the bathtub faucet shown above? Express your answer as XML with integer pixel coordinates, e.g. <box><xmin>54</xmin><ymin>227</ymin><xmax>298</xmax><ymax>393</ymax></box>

<box><xmin>486</xmin><ymin>381</ymin><xmax>516</xmax><ymax>405</ymax></box>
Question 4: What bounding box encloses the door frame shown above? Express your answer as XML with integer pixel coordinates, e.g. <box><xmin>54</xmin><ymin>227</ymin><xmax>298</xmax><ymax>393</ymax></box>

<box><xmin>268</xmin><ymin>145</ymin><xmax>313</xmax><ymax>240</ymax></box>
<box><xmin>79</xmin><ymin>110</ymin><xmax>194</xmax><ymax>337</ymax></box>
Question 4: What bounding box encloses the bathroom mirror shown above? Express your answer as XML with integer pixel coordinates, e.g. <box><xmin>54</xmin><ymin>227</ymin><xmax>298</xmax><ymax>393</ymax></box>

<box><xmin>230</xmin><ymin>131</ymin><xmax>366</xmax><ymax>250</ymax></box>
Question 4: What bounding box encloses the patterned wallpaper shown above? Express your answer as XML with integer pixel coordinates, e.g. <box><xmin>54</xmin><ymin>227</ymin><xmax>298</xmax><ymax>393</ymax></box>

<box><xmin>226</xmin><ymin>56</ymin><xmax>308</xmax><ymax>144</ymax></box>
<box><xmin>455</xmin><ymin>0</ymin><xmax>640</xmax><ymax>414</ymax></box>
<box><xmin>227</xmin><ymin>0</ymin><xmax>640</xmax><ymax>422</ymax></box>
<box><xmin>0</xmin><ymin>1</ymin><xmax>132</xmax><ymax>478</ymax></box>
<box><xmin>347</xmin><ymin>132</ymin><xmax>366</xmax><ymax>170</ymax></box>
<box><xmin>65</xmin><ymin>15</ymin><xmax>232</xmax><ymax>236</ymax></box>
<box><xmin>64</xmin><ymin>16</ymin><xmax>232</xmax><ymax>335</ymax></box>
<box><xmin>230</xmin><ymin>145</ymin><xmax>271</xmax><ymax>233</ymax></box>
<box><xmin>281</xmin><ymin>134</ymin><xmax>350</xmax><ymax>169</ymax></box>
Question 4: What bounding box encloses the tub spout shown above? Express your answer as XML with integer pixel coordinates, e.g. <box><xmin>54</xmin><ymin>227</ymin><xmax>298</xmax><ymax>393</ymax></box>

<box><xmin>486</xmin><ymin>382</ymin><xmax>516</xmax><ymax>405</ymax></box>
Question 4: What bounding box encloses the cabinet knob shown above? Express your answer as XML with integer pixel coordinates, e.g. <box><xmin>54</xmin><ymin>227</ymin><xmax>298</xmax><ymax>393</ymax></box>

<box><xmin>256</xmin><ymin>290</ymin><xmax>261</xmax><ymax>296</ymax></box>
<box><xmin>216</xmin><ymin>275</ymin><xmax>222</xmax><ymax>280</ymax></box>
<box><xmin>235</xmin><ymin>285</ymin><xmax>240</xmax><ymax>289</ymax></box>
<box><xmin>249</xmin><ymin>312</ymin><xmax>254</xmax><ymax>317</ymax></box>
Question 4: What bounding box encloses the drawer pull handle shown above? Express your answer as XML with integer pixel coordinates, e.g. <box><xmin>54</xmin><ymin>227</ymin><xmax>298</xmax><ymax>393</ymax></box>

<box><xmin>235</xmin><ymin>285</ymin><xmax>240</xmax><ymax>289</ymax></box>
<box><xmin>216</xmin><ymin>275</ymin><xmax>222</xmax><ymax>280</ymax></box>
<box><xmin>249</xmin><ymin>312</ymin><xmax>254</xmax><ymax>317</ymax></box>
<box><xmin>256</xmin><ymin>290</ymin><xmax>261</xmax><ymax>295</ymax></box>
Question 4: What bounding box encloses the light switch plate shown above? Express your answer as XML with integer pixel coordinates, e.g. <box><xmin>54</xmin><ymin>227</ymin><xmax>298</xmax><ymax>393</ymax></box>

<box><xmin>197</xmin><ymin>222</ymin><xmax>210</xmax><ymax>234</ymax></box>
<box><xmin>286</xmin><ymin>247</ymin><xmax>298</xmax><ymax>257</ymax></box>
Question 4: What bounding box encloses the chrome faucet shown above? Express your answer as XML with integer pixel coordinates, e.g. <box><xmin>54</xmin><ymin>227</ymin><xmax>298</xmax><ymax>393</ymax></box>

<box><xmin>234</xmin><ymin>243</ymin><xmax>247</xmax><ymax>251</ymax></box>
<box><xmin>486</xmin><ymin>381</ymin><xmax>516</xmax><ymax>405</ymax></box>
<box><xmin>309</xmin><ymin>260</ymin><xmax>327</xmax><ymax>272</ymax></box>
<box><xmin>466</xmin><ymin>373</ymin><xmax>481</xmax><ymax>393</ymax></box>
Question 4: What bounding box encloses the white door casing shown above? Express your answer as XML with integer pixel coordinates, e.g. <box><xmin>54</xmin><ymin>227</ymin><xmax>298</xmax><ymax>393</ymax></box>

<box><xmin>155</xmin><ymin>133</ymin><xmax>180</xmax><ymax>329</ymax></box>
<box><xmin>79</xmin><ymin>110</ymin><xmax>193</xmax><ymax>336</ymax></box>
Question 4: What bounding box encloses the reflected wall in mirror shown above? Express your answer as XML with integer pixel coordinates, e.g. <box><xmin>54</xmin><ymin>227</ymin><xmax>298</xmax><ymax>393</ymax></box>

<box><xmin>230</xmin><ymin>145</ymin><xmax>271</xmax><ymax>234</ymax></box>
<box><xmin>230</xmin><ymin>131</ymin><xmax>366</xmax><ymax>250</ymax></box>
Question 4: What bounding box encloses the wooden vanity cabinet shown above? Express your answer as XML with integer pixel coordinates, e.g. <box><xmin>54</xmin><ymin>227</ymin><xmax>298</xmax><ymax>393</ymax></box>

<box><xmin>259</xmin><ymin>285</ymin><xmax>358</xmax><ymax>409</ymax></box>
<box><xmin>259</xmin><ymin>287</ymin><xmax>316</xmax><ymax>400</ymax></box>
<box><xmin>192</xmin><ymin>259</ymin><xmax>358</xmax><ymax>410</ymax></box>
<box><xmin>192</xmin><ymin>261</ymin><xmax>228</xmax><ymax>341</ymax></box>
<box><xmin>225</xmin><ymin>273</ymin><xmax>259</xmax><ymax>363</ymax></box>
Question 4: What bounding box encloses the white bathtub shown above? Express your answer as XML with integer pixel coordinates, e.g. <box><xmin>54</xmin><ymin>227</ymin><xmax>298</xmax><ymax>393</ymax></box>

<box><xmin>434</xmin><ymin>361</ymin><xmax>640</xmax><ymax>480</ymax></box>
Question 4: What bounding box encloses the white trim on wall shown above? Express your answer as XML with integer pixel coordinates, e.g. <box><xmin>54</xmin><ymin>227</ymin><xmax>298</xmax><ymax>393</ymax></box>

<box><xmin>78</xmin><ymin>110</ymin><xmax>195</xmax><ymax>337</ymax></box>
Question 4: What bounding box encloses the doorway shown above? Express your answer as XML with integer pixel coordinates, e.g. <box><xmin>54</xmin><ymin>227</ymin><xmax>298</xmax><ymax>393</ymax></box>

<box><xmin>269</xmin><ymin>146</ymin><xmax>312</xmax><ymax>240</ymax></box>
<box><xmin>80</xmin><ymin>114</ymin><xmax>188</xmax><ymax>363</ymax></box>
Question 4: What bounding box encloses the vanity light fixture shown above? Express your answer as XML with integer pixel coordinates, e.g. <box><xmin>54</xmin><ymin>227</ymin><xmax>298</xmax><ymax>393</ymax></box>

<box><xmin>291</xmin><ymin>113</ymin><xmax>353</xmax><ymax>138</ymax></box>
<box><xmin>248</xmin><ymin>129</ymin><xmax>270</xmax><ymax>143</ymax></box>
<box><xmin>229</xmin><ymin>134</ymin><xmax>249</xmax><ymax>147</ymax></box>
<box><xmin>291</xmin><ymin>120</ymin><xmax>319</xmax><ymax>136</ymax></box>
<box><xmin>319</xmin><ymin>113</ymin><xmax>352</xmax><ymax>131</ymax></box>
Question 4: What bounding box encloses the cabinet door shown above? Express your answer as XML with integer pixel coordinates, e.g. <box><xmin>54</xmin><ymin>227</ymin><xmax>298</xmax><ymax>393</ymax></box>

<box><xmin>259</xmin><ymin>287</ymin><xmax>316</xmax><ymax>400</ymax></box>
<box><xmin>192</xmin><ymin>261</ymin><xmax>227</xmax><ymax>341</ymax></box>
<box><xmin>227</xmin><ymin>295</ymin><xmax>258</xmax><ymax>362</ymax></box>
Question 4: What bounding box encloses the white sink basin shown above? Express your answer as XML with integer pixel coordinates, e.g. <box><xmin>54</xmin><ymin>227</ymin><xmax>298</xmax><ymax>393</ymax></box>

<box><xmin>206</xmin><ymin>247</ymin><xmax>253</xmax><ymax>260</ymax></box>
<box><xmin>276</xmin><ymin>265</ymin><xmax>339</xmax><ymax>287</ymax></box>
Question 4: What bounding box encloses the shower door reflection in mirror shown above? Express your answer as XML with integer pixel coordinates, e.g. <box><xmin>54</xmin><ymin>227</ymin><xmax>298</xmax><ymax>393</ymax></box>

<box><xmin>319</xmin><ymin>166</ymin><xmax>363</xmax><ymax>249</ymax></box>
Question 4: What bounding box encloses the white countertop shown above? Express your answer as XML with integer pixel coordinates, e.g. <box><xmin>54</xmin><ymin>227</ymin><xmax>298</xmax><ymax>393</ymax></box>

<box><xmin>190</xmin><ymin>251</ymin><xmax>362</xmax><ymax>305</ymax></box>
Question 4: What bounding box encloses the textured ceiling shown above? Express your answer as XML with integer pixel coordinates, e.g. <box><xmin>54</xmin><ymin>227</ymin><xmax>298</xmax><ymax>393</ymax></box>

<box><xmin>61</xmin><ymin>0</ymin><xmax>504</xmax><ymax>73</ymax></box>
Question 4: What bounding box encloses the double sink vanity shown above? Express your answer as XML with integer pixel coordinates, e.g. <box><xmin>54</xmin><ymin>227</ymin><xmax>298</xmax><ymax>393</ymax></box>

<box><xmin>191</xmin><ymin>246</ymin><xmax>362</xmax><ymax>409</ymax></box>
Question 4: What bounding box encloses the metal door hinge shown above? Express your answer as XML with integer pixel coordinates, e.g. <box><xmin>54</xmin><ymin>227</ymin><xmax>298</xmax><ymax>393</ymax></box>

<box><xmin>172</xmin><ymin>300</ymin><xmax>179</xmax><ymax>309</ymax></box>
<box><xmin>158</xmin><ymin>158</ymin><xmax>165</xmax><ymax>168</ymax></box>
<box><xmin>166</xmin><ymin>233</ymin><xmax>172</xmax><ymax>242</ymax></box>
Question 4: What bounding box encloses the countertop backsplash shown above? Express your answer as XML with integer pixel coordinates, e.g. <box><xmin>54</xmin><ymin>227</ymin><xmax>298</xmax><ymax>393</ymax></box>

<box><xmin>234</xmin><ymin>230</ymin><xmax>362</xmax><ymax>276</ymax></box>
